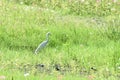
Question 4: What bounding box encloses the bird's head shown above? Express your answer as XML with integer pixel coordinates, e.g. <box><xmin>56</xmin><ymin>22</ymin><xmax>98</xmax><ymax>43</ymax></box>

<box><xmin>46</xmin><ymin>32</ymin><xmax>51</xmax><ymax>36</ymax></box>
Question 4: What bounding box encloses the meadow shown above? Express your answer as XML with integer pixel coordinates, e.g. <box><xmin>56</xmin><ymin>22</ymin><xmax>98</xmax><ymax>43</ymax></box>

<box><xmin>0</xmin><ymin>0</ymin><xmax>120</xmax><ymax>80</ymax></box>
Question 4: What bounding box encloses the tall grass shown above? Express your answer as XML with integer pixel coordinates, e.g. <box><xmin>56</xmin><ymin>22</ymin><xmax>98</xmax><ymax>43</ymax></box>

<box><xmin>0</xmin><ymin>0</ymin><xmax>120</xmax><ymax>79</ymax></box>
<box><xmin>11</xmin><ymin>0</ymin><xmax>120</xmax><ymax>16</ymax></box>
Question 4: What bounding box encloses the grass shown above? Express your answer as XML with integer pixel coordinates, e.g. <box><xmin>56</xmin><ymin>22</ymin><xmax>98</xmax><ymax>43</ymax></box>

<box><xmin>0</xmin><ymin>0</ymin><xmax>120</xmax><ymax>80</ymax></box>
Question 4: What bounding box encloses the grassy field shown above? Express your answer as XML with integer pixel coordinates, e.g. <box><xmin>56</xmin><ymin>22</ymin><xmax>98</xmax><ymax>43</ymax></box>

<box><xmin>0</xmin><ymin>0</ymin><xmax>120</xmax><ymax>80</ymax></box>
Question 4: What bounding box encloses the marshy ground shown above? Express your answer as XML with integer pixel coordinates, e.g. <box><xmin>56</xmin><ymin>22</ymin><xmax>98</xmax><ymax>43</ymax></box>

<box><xmin>0</xmin><ymin>0</ymin><xmax>120</xmax><ymax>80</ymax></box>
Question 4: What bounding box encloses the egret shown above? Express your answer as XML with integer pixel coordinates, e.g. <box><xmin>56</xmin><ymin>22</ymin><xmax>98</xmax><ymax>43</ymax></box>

<box><xmin>34</xmin><ymin>32</ymin><xmax>51</xmax><ymax>54</ymax></box>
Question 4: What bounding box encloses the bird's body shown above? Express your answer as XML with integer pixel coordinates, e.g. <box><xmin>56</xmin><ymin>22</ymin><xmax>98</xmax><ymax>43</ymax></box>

<box><xmin>34</xmin><ymin>32</ymin><xmax>51</xmax><ymax>54</ymax></box>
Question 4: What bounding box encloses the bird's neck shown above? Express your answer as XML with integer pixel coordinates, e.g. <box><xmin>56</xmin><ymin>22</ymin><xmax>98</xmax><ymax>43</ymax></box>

<box><xmin>46</xmin><ymin>35</ymin><xmax>49</xmax><ymax>41</ymax></box>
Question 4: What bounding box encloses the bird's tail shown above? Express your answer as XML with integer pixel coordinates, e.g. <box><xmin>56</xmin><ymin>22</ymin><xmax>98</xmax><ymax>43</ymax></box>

<box><xmin>34</xmin><ymin>49</ymin><xmax>38</xmax><ymax>54</ymax></box>
<box><xmin>34</xmin><ymin>48</ymin><xmax>38</xmax><ymax>54</ymax></box>
<box><xmin>34</xmin><ymin>46</ymin><xmax>41</xmax><ymax>54</ymax></box>
<box><xmin>34</xmin><ymin>51</ymin><xmax>37</xmax><ymax>54</ymax></box>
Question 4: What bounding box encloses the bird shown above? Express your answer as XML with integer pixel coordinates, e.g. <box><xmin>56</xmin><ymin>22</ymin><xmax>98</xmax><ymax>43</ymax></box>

<box><xmin>34</xmin><ymin>32</ymin><xmax>51</xmax><ymax>54</ymax></box>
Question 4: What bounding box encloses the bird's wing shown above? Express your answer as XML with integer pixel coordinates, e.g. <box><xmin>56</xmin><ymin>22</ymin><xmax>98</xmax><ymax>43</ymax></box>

<box><xmin>34</xmin><ymin>40</ymin><xmax>48</xmax><ymax>54</ymax></box>
<box><xmin>39</xmin><ymin>40</ymin><xmax>48</xmax><ymax>47</ymax></box>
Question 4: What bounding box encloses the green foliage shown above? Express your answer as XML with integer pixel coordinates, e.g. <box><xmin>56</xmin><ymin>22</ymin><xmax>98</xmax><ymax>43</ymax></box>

<box><xmin>0</xmin><ymin>0</ymin><xmax>120</xmax><ymax>79</ymax></box>
<box><xmin>105</xmin><ymin>18</ymin><xmax>120</xmax><ymax>41</ymax></box>
<box><xmin>10</xmin><ymin>0</ymin><xmax>120</xmax><ymax>16</ymax></box>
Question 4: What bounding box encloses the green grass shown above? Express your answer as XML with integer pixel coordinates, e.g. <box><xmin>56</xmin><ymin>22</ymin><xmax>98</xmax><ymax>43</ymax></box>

<box><xmin>0</xmin><ymin>0</ymin><xmax>120</xmax><ymax>80</ymax></box>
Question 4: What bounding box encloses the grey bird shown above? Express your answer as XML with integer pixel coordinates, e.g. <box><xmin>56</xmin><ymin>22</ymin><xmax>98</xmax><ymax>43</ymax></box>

<box><xmin>34</xmin><ymin>32</ymin><xmax>51</xmax><ymax>54</ymax></box>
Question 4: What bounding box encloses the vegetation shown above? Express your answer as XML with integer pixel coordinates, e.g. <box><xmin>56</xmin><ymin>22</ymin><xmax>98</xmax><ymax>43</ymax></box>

<box><xmin>0</xmin><ymin>0</ymin><xmax>120</xmax><ymax>80</ymax></box>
